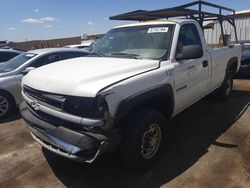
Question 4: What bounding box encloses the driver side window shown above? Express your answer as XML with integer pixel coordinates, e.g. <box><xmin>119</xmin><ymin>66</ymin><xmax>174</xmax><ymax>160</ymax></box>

<box><xmin>176</xmin><ymin>24</ymin><xmax>202</xmax><ymax>54</ymax></box>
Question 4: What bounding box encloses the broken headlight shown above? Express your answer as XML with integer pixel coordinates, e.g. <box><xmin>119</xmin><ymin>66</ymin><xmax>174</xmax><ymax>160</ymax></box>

<box><xmin>63</xmin><ymin>95</ymin><xmax>109</xmax><ymax>119</ymax></box>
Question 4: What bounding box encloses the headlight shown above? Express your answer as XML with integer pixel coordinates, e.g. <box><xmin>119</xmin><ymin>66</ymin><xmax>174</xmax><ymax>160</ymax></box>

<box><xmin>63</xmin><ymin>95</ymin><xmax>109</xmax><ymax>118</ymax></box>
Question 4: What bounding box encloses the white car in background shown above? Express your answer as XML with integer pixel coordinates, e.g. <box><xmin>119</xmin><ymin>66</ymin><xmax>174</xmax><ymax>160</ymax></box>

<box><xmin>0</xmin><ymin>48</ymin><xmax>88</xmax><ymax>118</ymax></box>
<box><xmin>64</xmin><ymin>40</ymin><xmax>94</xmax><ymax>49</ymax></box>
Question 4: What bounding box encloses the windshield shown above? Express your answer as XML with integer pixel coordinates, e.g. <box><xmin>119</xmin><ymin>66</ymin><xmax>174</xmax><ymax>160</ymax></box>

<box><xmin>90</xmin><ymin>24</ymin><xmax>174</xmax><ymax>60</ymax></box>
<box><xmin>0</xmin><ymin>53</ymin><xmax>36</xmax><ymax>73</ymax></box>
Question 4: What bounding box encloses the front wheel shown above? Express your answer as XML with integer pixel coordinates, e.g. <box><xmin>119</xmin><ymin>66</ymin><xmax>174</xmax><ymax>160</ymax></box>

<box><xmin>0</xmin><ymin>91</ymin><xmax>15</xmax><ymax>118</ymax></box>
<box><xmin>120</xmin><ymin>109</ymin><xmax>166</xmax><ymax>171</ymax></box>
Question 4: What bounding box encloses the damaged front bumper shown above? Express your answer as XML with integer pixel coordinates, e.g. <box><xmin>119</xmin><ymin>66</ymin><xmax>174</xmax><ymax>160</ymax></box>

<box><xmin>20</xmin><ymin>101</ymin><xmax>120</xmax><ymax>163</ymax></box>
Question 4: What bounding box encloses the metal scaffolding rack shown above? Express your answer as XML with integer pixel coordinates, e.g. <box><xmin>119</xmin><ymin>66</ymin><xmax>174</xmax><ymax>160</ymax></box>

<box><xmin>110</xmin><ymin>1</ymin><xmax>238</xmax><ymax>45</ymax></box>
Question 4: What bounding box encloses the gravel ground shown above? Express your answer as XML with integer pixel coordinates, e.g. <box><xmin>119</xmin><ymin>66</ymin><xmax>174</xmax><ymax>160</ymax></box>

<box><xmin>0</xmin><ymin>79</ymin><xmax>249</xmax><ymax>188</ymax></box>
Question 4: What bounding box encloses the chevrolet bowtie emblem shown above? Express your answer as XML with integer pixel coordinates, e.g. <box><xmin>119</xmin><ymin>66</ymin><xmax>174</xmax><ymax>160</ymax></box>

<box><xmin>30</xmin><ymin>100</ymin><xmax>40</xmax><ymax>110</ymax></box>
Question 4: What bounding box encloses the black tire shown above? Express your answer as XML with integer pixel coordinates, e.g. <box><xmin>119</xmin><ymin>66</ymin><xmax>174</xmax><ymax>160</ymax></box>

<box><xmin>120</xmin><ymin>109</ymin><xmax>166</xmax><ymax>171</ymax></box>
<box><xmin>216</xmin><ymin>71</ymin><xmax>233</xmax><ymax>101</ymax></box>
<box><xmin>0</xmin><ymin>91</ymin><xmax>15</xmax><ymax>118</ymax></box>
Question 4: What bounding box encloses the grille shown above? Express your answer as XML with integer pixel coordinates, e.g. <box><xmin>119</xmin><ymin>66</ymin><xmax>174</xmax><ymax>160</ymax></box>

<box><xmin>27</xmin><ymin>102</ymin><xmax>83</xmax><ymax>131</ymax></box>
<box><xmin>23</xmin><ymin>85</ymin><xmax>66</xmax><ymax>110</ymax></box>
<box><xmin>23</xmin><ymin>85</ymin><xmax>85</xmax><ymax>131</ymax></box>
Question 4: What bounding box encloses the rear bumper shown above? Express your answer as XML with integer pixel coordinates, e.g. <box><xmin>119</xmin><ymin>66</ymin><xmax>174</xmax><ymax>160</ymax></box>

<box><xmin>20</xmin><ymin>101</ymin><xmax>120</xmax><ymax>163</ymax></box>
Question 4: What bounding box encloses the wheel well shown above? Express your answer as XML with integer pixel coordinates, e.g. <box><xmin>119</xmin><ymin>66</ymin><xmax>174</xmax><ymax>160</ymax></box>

<box><xmin>228</xmin><ymin>57</ymin><xmax>238</xmax><ymax>75</ymax></box>
<box><xmin>136</xmin><ymin>94</ymin><xmax>173</xmax><ymax>118</ymax></box>
<box><xmin>126</xmin><ymin>94</ymin><xmax>173</xmax><ymax>120</ymax></box>
<box><xmin>114</xmin><ymin>85</ymin><xmax>174</xmax><ymax>129</ymax></box>
<box><xmin>116</xmin><ymin>93</ymin><xmax>173</xmax><ymax>131</ymax></box>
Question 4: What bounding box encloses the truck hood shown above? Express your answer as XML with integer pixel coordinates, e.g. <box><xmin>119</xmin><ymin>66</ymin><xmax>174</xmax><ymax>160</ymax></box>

<box><xmin>23</xmin><ymin>57</ymin><xmax>159</xmax><ymax>97</ymax></box>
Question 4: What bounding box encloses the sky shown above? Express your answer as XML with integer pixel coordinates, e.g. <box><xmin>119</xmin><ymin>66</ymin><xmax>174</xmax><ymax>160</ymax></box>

<box><xmin>0</xmin><ymin>0</ymin><xmax>250</xmax><ymax>42</ymax></box>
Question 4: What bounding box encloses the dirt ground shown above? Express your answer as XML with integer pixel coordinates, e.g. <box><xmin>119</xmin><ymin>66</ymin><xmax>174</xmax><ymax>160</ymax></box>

<box><xmin>0</xmin><ymin>79</ymin><xmax>249</xmax><ymax>188</ymax></box>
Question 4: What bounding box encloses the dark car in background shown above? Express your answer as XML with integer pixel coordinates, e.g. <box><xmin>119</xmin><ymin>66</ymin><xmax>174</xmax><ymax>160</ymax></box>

<box><xmin>0</xmin><ymin>49</ymin><xmax>23</xmax><ymax>66</ymax></box>
<box><xmin>237</xmin><ymin>40</ymin><xmax>250</xmax><ymax>76</ymax></box>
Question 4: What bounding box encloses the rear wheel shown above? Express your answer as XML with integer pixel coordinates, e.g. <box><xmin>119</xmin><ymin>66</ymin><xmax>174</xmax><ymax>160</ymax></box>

<box><xmin>216</xmin><ymin>71</ymin><xmax>233</xmax><ymax>101</ymax></box>
<box><xmin>120</xmin><ymin>109</ymin><xmax>166</xmax><ymax>171</ymax></box>
<box><xmin>0</xmin><ymin>91</ymin><xmax>15</xmax><ymax>118</ymax></box>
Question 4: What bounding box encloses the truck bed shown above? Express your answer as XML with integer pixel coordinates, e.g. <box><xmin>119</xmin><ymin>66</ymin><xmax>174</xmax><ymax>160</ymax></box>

<box><xmin>208</xmin><ymin>44</ymin><xmax>241</xmax><ymax>91</ymax></box>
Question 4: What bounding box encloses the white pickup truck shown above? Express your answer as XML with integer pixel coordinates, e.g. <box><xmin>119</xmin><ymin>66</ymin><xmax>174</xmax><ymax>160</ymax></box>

<box><xmin>20</xmin><ymin>18</ymin><xmax>241</xmax><ymax>170</ymax></box>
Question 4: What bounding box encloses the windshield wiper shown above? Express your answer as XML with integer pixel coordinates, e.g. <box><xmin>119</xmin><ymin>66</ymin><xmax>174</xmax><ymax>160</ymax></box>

<box><xmin>110</xmin><ymin>52</ymin><xmax>142</xmax><ymax>59</ymax></box>
<box><xmin>88</xmin><ymin>52</ymin><xmax>109</xmax><ymax>57</ymax></box>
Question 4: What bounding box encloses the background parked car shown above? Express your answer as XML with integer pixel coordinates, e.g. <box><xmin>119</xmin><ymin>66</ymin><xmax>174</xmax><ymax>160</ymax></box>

<box><xmin>236</xmin><ymin>40</ymin><xmax>250</xmax><ymax>76</ymax></box>
<box><xmin>64</xmin><ymin>40</ymin><xmax>94</xmax><ymax>50</ymax></box>
<box><xmin>84</xmin><ymin>37</ymin><xmax>102</xmax><ymax>52</ymax></box>
<box><xmin>0</xmin><ymin>48</ymin><xmax>88</xmax><ymax>118</ymax></box>
<box><xmin>0</xmin><ymin>49</ymin><xmax>23</xmax><ymax>66</ymax></box>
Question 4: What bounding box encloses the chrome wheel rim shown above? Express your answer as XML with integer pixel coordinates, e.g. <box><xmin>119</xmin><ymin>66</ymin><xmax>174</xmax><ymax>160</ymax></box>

<box><xmin>141</xmin><ymin>123</ymin><xmax>162</xmax><ymax>159</ymax></box>
<box><xmin>226</xmin><ymin>77</ymin><xmax>232</xmax><ymax>96</ymax></box>
<box><xmin>0</xmin><ymin>96</ymin><xmax>9</xmax><ymax>117</ymax></box>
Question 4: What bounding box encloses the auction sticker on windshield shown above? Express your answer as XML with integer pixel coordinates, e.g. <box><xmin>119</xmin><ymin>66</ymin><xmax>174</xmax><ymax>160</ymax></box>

<box><xmin>148</xmin><ymin>27</ymin><xmax>169</xmax><ymax>33</ymax></box>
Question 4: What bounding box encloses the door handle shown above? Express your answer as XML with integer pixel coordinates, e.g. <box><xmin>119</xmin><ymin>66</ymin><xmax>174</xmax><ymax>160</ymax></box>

<box><xmin>203</xmin><ymin>60</ymin><xmax>208</xmax><ymax>67</ymax></box>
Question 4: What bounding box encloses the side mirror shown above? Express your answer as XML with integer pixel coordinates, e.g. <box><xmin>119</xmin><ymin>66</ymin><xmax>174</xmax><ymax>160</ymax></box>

<box><xmin>176</xmin><ymin>45</ymin><xmax>203</xmax><ymax>60</ymax></box>
<box><xmin>20</xmin><ymin>67</ymin><xmax>35</xmax><ymax>75</ymax></box>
